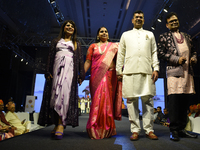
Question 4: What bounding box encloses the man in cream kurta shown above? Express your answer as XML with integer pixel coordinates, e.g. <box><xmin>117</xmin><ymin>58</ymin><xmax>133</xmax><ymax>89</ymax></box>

<box><xmin>5</xmin><ymin>101</ymin><xmax>31</xmax><ymax>136</ymax></box>
<box><xmin>116</xmin><ymin>10</ymin><xmax>159</xmax><ymax>141</ymax></box>
<box><xmin>86</xmin><ymin>98</ymin><xmax>91</xmax><ymax>113</ymax></box>
<box><xmin>80</xmin><ymin>98</ymin><xmax>86</xmax><ymax>114</ymax></box>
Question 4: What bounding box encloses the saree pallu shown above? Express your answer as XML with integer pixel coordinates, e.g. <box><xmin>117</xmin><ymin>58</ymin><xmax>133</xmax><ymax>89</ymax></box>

<box><xmin>50</xmin><ymin>50</ymin><xmax>74</xmax><ymax>126</ymax></box>
<box><xmin>0</xmin><ymin>132</ymin><xmax>13</xmax><ymax>140</ymax></box>
<box><xmin>5</xmin><ymin>132</ymin><xmax>14</xmax><ymax>139</ymax></box>
<box><xmin>0</xmin><ymin>126</ymin><xmax>14</xmax><ymax>140</ymax></box>
<box><xmin>86</xmin><ymin>42</ymin><xmax>122</xmax><ymax>139</ymax></box>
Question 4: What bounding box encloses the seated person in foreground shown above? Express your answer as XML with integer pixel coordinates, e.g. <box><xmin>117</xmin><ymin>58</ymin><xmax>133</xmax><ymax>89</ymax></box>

<box><xmin>0</xmin><ymin>99</ymin><xmax>16</xmax><ymax>136</ymax></box>
<box><xmin>0</xmin><ymin>124</ymin><xmax>14</xmax><ymax>140</ymax></box>
<box><xmin>5</xmin><ymin>101</ymin><xmax>31</xmax><ymax>136</ymax></box>
<box><xmin>194</xmin><ymin>103</ymin><xmax>200</xmax><ymax>118</ymax></box>
<box><xmin>188</xmin><ymin>105</ymin><xmax>197</xmax><ymax>118</ymax></box>
<box><xmin>0</xmin><ymin>99</ymin><xmax>15</xmax><ymax>140</ymax></box>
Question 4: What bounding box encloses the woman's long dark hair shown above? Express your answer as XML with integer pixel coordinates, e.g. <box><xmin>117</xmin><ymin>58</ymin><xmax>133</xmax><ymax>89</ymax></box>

<box><xmin>57</xmin><ymin>20</ymin><xmax>78</xmax><ymax>49</ymax></box>
<box><xmin>95</xmin><ymin>26</ymin><xmax>111</xmax><ymax>43</ymax></box>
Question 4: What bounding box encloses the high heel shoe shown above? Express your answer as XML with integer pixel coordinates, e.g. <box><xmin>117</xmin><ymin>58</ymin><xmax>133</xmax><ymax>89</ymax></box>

<box><xmin>55</xmin><ymin>132</ymin><xmax>63</xmax><ymax>140</ymax></box>
<box><xmin>55</xmin><ymin>124</ymin><xmax>64</xmax><ymax>140</ymax></box>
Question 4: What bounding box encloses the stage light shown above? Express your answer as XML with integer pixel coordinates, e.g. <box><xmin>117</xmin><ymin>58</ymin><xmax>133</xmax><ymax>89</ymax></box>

<box><xmin>157</xmin><ymin>15</ymin><xmax>162</xmax><ymax>22</ymax></box>
<box><xmin>21</xmin><ymin>58</ymin><xmax>23</xmax><ymax>62</ymax></box>
<box><xmin>49</xmin><ymin>0</ymin><xmax>55</xmax><ymax>4</ymax></box>
<box><xmin>54</xmin><ymin>7</ymin><xmax>59</xmax><ymax>14</ymax></box>
<box><xmin>151</xmin><ymin>24</ymin><xmax>156</xmax><ymax>30</ymax></box>
<box><xmin>26</xmin><ymin>62</ymin><xmax>28</xmax><ymax>65</ymax></box>
<box><xmin>163</xmin><ymin>6</ymin><xmax>169</xmax><ymax>13</ymax></box>
<box><xmin>15</xmin><ymin>55</ymin><xmax>17</xmax><ymax>57</ymax></box>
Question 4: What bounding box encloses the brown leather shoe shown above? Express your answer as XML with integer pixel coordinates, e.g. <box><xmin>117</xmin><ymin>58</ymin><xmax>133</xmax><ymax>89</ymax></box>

<box><xmin>146</xmin><ymin>131</ymin><xmax>158</xmax><ymax>140</ymax></box>
<box><xmin>130</xmin><ymin>132</ymin><xmax>139</xmax><ymax>141</ymax></box>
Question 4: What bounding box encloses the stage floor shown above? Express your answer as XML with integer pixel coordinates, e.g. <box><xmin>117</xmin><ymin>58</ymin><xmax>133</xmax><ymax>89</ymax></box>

<box><xmin>1</xmin><ymin>114</ymin><xmax>200</xmax><ymax>150</ymax></box>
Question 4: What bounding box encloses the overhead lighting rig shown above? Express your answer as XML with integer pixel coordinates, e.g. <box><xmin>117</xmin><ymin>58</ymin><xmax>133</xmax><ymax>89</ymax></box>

<box><xmin>150</xmin><ymin>0</ymin><xmax>173</xmax><ymax>31</ymax></box>
<box><xmin>151</xmin><ymin>24</ymin><xmax>156</xmax><ymax>30</ymax></box>
<box><xmin>163</xmin><ymin>5</ymin><xmax>169</xmax><ymax>13</ymax></box>
<box><xmin>48</xmin><ymin>0</ymin><xmax>64</xmax><ymax>26</ymax></box>
<box><xmin>6</xmin><ymin>44</ymin><xmax>35</xmax><ymax>68</ymax></box>
<box><xmin>157</xmin><ymin>15</ymin><xmax>163</xmax><ymax>23</ymax></box>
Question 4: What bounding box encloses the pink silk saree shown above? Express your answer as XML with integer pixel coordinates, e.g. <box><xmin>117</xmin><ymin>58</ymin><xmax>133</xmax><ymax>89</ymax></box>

<box><xmin>86</xmin><ymin>42</ymin><xmax>122</xmax><ymax>139</ymax></box>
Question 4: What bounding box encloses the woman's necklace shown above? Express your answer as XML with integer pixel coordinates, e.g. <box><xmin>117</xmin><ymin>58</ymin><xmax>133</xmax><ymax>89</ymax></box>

<box><xmin>98</xmin><ymin>42</ymin><xmax>108</xmax><ymax>54</ymax></box>
<box><xmin>175</xmin><ymin>33</ymin><xmax>184</xmax><ymax>44</ymax></box>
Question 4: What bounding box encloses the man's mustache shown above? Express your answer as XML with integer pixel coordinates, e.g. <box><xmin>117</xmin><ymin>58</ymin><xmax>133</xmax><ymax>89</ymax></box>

<box><xmin>136</xmin><ymin>20</ymin><xmax>142</xmax><ymax>23</ymax></box>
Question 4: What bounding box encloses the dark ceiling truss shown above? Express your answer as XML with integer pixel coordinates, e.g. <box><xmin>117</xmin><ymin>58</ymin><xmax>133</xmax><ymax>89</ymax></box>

<box><xmin>80</xmin><ymin>0</ymin><xmax>88</xmax><ymax>37</ymax></box>
<box><xmin>86</xmin><ymin>0</ymin><xmax>91</xmax><ymax>37</ymax></box>
<box><xmin>10</xmin><ymin>34</ymin><xmax>54</xmax><ymax>47</ymax></box>
<box><xmin>9</xmin><ymin>34</ymin><xmax>119</xmax><ymax>48</ymax></box>
<box><xmin>48</xmin><ymin>0</ymin><xmax>65</xmax><ymax>26</ymax></box>
<box><xmin>2</xmin><ymin>42</ymin><xmax>47</xmax><ymax>72</ymax></box>
<box><xmin>150</xmin><ymin>0</ymin><xmax>173</xmax><ymax>31</ymax></box>
<box><xmin>115</xmin><ymin>0</ymin><xmax>127</xmax><ymax>39</ymax></box>
<box><xmin>3</xmin><ymin>43</ymin><xmax>35</xmax><ymax>68</ymax></box>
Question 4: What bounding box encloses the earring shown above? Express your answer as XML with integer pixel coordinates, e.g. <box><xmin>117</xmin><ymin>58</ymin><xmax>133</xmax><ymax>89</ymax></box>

<box><xmin>97</xmin><ymin>36</ymin><xmax>99</xmax><ymax>40</ymax></box>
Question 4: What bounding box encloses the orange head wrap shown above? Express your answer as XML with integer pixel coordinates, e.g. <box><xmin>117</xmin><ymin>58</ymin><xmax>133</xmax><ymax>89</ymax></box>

<box><xmin>189</xmin><ymin>105</ymin><xmax>194</xmax><ymax>110</ymax></box>
<box><xmin>0</xmin><ymin>99</ymin><xmax>3</xmax><ymax>105</ymax></box>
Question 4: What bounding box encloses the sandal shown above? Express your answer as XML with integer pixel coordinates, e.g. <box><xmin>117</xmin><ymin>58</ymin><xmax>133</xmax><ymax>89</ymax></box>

<box><xmin>55</xmin><ymin>131</ymin><xmax>63</xmax><ymax>140</ymax></box>
<box><xmin>55</xmin><ymin>124</ymin><xmax>64</xmax><ymax>140</ymax></box>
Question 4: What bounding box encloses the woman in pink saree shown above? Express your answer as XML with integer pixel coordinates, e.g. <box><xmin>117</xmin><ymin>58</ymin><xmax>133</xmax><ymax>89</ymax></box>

<box><xmin>84</xmin><ymin>27</ymin><xmax>122</xmax><ymax>139</ymax></box>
